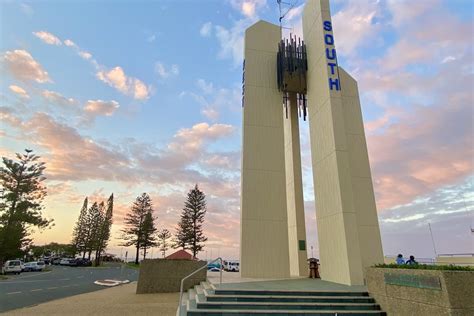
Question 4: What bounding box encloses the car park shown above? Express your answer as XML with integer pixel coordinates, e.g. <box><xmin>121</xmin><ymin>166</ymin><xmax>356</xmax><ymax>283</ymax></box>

<box><xmin>23</xmin><ymin>261</ymin><xmax>45</xmax><ymax>272</ymax></box>
<box><xmin>2</xmin><ymin>260</ymin><xmax>22</xmax><ymax>275</ymax></box>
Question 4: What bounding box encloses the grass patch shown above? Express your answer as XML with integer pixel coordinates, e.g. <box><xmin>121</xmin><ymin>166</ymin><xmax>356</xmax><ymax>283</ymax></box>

<box><xmin>0</xmin><ymin>275</ymin><xmax>8</xmax><ymax>280</ymax></box>
<box><xmin>374</xmin><ymin>263</ymin><xmax>473</xmax><ymax>271</ymax></box>
<box><xmin>126</xmin><ymin>262</ymin><xmax>140</xmax><ymax>270</ymax></box>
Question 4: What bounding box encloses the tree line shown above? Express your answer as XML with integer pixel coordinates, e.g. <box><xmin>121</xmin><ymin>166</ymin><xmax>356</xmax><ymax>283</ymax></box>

<box><xmin>71</xmin><ymin>195</ymin><xmax>113</xmax><ymax>266</ymax></box>
<box><xmin>120</xmin><ymin>184</ymin><xmax>208</xmax><ymax>264</ymax></box>
<box><xmin>0</xmin><ymin>149</ymin><xmax>209</xmax><ymax>265</ymax></box>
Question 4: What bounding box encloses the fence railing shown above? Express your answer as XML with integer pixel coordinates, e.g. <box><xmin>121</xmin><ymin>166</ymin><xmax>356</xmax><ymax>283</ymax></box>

<box><xmin>178</xmin><ymin>257</ymin><xmax>223</xmax><ymax>315</ymax></box>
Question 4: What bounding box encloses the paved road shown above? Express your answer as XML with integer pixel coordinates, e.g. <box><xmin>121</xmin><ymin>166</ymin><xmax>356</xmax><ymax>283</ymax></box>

<box><xmin>0</xmin><ymin>264</ymin><xmax>139</xmax><ymax>313</ymax></box>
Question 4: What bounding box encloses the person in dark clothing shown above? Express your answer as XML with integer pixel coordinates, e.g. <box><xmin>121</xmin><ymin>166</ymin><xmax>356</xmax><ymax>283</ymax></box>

<box><xmin>405</xmin><ymin>255</ymin><xmax>418</xmax><ymax>265</ymax></box>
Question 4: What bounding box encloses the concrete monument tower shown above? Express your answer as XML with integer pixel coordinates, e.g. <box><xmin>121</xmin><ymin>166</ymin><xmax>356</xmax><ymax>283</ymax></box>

<box><xmin>240</xmin><ymin>0</ymin><xmax>383</xmax><ymax>285</ymax></box>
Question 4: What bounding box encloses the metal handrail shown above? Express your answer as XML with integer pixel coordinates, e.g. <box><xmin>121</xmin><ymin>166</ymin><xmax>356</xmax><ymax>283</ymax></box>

<box><xmin>178</xmin><ymin>257</ymin><xmax>223</xmax><ymax>315</ymax></box>
<box><xmin>437</xmin><ymin>253</ymin><xmax>474</xmax><ymax>257</ymax></box>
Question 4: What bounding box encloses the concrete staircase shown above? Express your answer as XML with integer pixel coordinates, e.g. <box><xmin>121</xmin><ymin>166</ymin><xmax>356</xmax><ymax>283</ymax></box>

<box><xmin>178</xmin><ymin>281</ymin><xmax>386</xmax><ymax>315</ymax></box>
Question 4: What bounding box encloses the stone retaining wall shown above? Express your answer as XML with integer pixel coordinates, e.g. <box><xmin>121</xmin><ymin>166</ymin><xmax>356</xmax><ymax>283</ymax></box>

<box><xmin>366</xmin><ymin>267</ymin><xmax>473</xmax><ymax>315</ymax></box>
<box><xmin>136</xmin><ymin>259</ymin><xmax>207</xmax><ymax>294</ymax></box>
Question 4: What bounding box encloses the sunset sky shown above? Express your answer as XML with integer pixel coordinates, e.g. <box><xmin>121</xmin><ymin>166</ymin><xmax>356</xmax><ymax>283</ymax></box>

<box><xmin>1</xmin><ymin>0</ymin><xmax>472</xmax><ymax>261</ymax></box>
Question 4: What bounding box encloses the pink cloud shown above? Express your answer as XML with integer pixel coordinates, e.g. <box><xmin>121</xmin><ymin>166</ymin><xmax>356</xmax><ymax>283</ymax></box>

<box><xmin>96</xmin><ymin>66</ymin><xmax>150</xmax><ymax>100</ymax></box>
<box><xmin>367</xmin><ymin>99</ymin><xmax>473</xmax><ymax>210</ymax></box>
<box><xmin>33</xmin><ymin>31</ymin><xmax>62</xmax><ymax>45</ymax></box>
<box><xmin>84</xmin><ymin>99</ymin><xmax>119</xmax><ymax>116</ymax></box>
<box><xmin>2</xmin><ymin>50</ymin><xmax>50</xmax><ymax>83</ymax></box>
<box><xmin>9</xmin><ymin>85</ymin><xmax>29</xmax><ymax>99</ymax></box>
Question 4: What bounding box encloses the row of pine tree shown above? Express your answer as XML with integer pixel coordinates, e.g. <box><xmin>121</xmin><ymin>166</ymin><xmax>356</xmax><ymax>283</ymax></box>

<box><xmin>70</xmin><ymin>185</ymin><xmax>208</xmax><ymax>265</ymax></box>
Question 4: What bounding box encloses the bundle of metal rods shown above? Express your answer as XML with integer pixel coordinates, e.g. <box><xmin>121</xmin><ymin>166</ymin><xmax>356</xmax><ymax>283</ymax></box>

<box><xmin>277</xmin><ymin>34</ymin><xmax>308</xmax><ymax>120</ymax></box>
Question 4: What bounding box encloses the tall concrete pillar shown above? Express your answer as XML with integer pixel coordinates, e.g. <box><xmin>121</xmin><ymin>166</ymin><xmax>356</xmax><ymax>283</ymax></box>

<box><xmin>302</xmin><ymin>0</ymin><xmax>383</xmax><ymax>285</ymax></box>
<box><xmin>284</xmin><ymin>93</ymin><xmax>308</xmax><ymax>277</ymax></box>
<box><xmin>240</xmin><ymin>21</ymin><xmax>291</xmax><ymax>278</ymax></box>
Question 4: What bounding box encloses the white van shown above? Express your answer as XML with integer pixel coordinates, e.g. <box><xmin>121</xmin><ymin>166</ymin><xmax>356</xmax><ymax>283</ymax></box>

<box><xmin>224</xmin><ymin>260</ymin><xmax>240</xmax><ymax>272</ymax></box>
<box><xmin>2</xmin><ymin>260</ymin><xmax>22</xmax><ymax>275</ymax></box>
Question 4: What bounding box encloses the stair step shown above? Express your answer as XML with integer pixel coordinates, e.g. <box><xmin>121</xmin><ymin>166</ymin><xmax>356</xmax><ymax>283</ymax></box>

<box><xmin>189</xmin><ymin>289</ymin><xmax>197</xmax><ymax>301</ymax></box>
<box><xmin>187</xmin><ymin>309</ymin><xmax>386</xmax><ymax>315</ymax></box>
<box><xmin>201</xmin><ymin>281</ymin><xmax>213</xmax><ymax>291</ymax></box>
<box><xmin>206</xmin><ymin>294</ymin><xmax>375</xmax><ymax>303</ymax></box>
<box><xmin>196</xmin><ymin>285</ymin><xmax>204</xmax><ymax>295</ymax></box>
<box><xmin>197</xmin><ymin>302</ymin><xmax>380</xmax><ymax>311</ymax></box>
<box><xmin>214</xmin><ymin>290</ymin><xmax>369</xmax><ymax>297</ymax></box>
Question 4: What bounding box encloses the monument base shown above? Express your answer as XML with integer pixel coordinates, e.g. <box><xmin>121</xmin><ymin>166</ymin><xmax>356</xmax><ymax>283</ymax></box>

<box><xmin>136</xmin><ymin>259</ymin><xmax>206</xmax><ymax>293</ymax></box>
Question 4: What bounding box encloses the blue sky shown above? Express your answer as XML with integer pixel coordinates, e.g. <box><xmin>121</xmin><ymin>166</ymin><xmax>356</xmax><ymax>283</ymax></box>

<box><xmin>1</xmin><ymin>0</ymin><xmax>473</xmax><ymax>260</ymax></box>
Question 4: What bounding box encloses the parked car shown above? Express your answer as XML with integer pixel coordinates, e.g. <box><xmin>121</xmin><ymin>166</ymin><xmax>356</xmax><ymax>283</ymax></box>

<box><xmin>60</xmin><ymin>258</ymin><xmax>76</xmax><ymax>266</ymax></box>
<box><xmin>41</xmin><ymin>257</ymin><xmax>51</xmax><ymax>265</ymax></box>
<box><xmin>224</xmin><ymin>260</ymin><xmax>240</xmax><ymax>272</ymax></box>
<box><xmin>75</xmin><ymin>258</ymin><xmax>92</xmax><ymax>267</ymax></box>
<box><xmin>2</xmin><ymin>260</ymin><xmax>22</xmax><ymax>275</ymax></box>
<box><xmin>23</xmin><ymin>261</ymin><xmax>45</xmax><ymax>272</ymax></box>
<box><xmin>51</xmin><ymin>257</ymin><xmax>61</xmax><ymax>265</ymax></box>
<box><xmin>208</xmin><ymin>267</ymin><xmax>221</xmax><ymax>272</ymax></box>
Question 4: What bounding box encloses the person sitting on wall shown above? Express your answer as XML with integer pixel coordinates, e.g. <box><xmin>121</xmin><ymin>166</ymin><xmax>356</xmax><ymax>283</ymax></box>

<box><xmin>405</xmin><ymin>255</ymin><xmax>418</xmax><ymax>265</ymax></box>
<box><xmin>396</xmin><ymin>254</ymin><xmax>405</xmax><ymax>265</ymax></box>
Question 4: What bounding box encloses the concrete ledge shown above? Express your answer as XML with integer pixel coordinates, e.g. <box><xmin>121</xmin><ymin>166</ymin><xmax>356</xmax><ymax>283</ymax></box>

<box><xmin>367</xmin><ymin>267</ymin><xmax>474</xmax><ymax>315</ymax></box>
<box><xmin>136</xmin><ymin>259</ymin><xmax>206</xmax><ymax>294</ymax></box>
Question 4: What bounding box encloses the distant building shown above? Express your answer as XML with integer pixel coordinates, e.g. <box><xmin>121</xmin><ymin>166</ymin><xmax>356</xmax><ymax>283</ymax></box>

<box><xmin>165</xmin><ymin>249</ymin><xmax>193</xmax><ymax>260</ymax></box>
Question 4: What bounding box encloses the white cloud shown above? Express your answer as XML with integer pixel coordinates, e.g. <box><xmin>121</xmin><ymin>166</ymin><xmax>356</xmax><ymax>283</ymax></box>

<box><xmin>285</xmin><ymin>4</ymin><xmax>304</xmax><ymax>22</ymax></box>
<box><xmin>212</xmin><ymin>1</ymin><xmax>268</xmax><ymax>66</ymax></box>
<box><xmin>383</xmin><ymin>214</ymin><xmax>426</xmax><ymax>223</ymax></box>
<box><xmin>97</xmin><ymin>67</ymin><xmax>150</xmax><ymax>100</ymax></box>
<box><xmin>170</xmin><ymin>123</ymin><xmax>235</xmax><ymax>152</ymax></box>
<box><xmin>215</xmin><ymin>19</ymin><xmax>249</xmax><ymax>67</ymax></box>
<box><xmin>9</xmin><ymin>85</ymin><xmax>29</xmax><ymax>99</ymax></box>
<box><xmin>332</xmin><ymin>0</ymin><xmax>383</xmax><ymax>57</ymax></box>
<box><xmin>200</xmin><ymin>22</ymin><xmax>213</xmax><ymax>37</ymax></box>
<box><xmin>2</xmin><ymin>50</ymin><xmax>50</xmax><ymax>83</ymax></box>
<box><xmin>202</xmin><ymin>107</ymin><xmax>219</xmax><ymax>120</ymax></box>
<box><xmin>441</xmin><ymin>56</ymin><xmax>456</xmax><ymax>64</ymax></box>
<box><xmin>33</xmin><ymin>31</ymin><xmax>62</xmax><ymax>45</ymax></box>
<box><xmin>387</xmin><ymin>0</ymin><xmax>438</xmax><ymax>28</ymax></box>
<box><xmin>155</xmin><ymin>62</ymin><xmax>179</xmax><ymax>79</ymax></box>
<box><xmin>147</xmin><ymin>34</ymin><xmax>156</xmax><ymax>43</ymax></box>
<box><xmin>78</xmin><ymin>51</ymin><xmax>92</xmax><ymax>60</ymax></box>
<box><xmin>197</xmin><ymin>79</ymin><xmax>214</xmax><ymax>94</ymax></box>
<box><xmin>42</xmin><ymin>90</ymin><xmax>76</xmax><ymax>106</ymax></box>
<box><xmin>184</xmin><ymin>83</ymin><xmax>241</xmax><ymax>121</ymax></box>
<box><xmin>64</xmin><ymin>39</ymin><xmax>76</xmax><ymax>47</ymax></box>
<box><xmin>84</xmin><ymin>100</ymin><xmax>119</xmax><ymax>116</ymax></box>
<box><xmin>230</xmin><ymin>0</ymin><xmax>266</xmax><ymax>18</ymax></box>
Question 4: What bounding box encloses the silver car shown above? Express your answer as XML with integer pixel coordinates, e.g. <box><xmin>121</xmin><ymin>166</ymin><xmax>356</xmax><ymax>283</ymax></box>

<box><xmin>23</xmin><ymin>261</ymin><xmax>45</xmax><ymax>272</ymax></box>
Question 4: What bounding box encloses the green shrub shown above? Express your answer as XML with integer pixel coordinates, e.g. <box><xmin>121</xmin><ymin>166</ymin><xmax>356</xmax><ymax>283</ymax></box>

<box><xmin>374</xmin><ymin>263</ymin><xmax>473</xmax><ymax>271</ymax></box>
